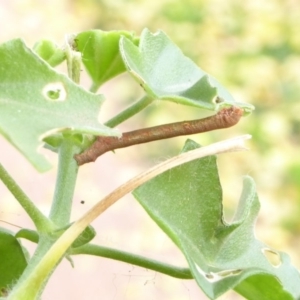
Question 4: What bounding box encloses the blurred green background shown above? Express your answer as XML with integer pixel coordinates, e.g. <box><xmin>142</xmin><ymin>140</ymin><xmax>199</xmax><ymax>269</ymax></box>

<box><xmin>1</xmin><ymin>0</ymin><xmax>300</xmax><ymax>299</ymax></box>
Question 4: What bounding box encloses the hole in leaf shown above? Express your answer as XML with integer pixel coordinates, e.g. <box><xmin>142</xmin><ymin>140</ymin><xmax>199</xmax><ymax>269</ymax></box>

<box><xmin>43</xmin><ymin>82</ymin><xmax>66</xmax><ymax>101</ymax></box>
<box><xmin>215</xmin><ymin>269</ymin><xmax>242</xmax><ymax>277</ymax></box>
<box><xmin>203</xmin><ymin>269</ymin><xmax>242</xmax><ymax>282</ymax></box>
<box><xmin>194</xmin><ymin>263</ymin><xmax>242</xmax><ymax>282</ymax></box>
<box><xmin>262</xmin><ymin>248</ymin><xmax>282</xmax><ymax>267</ymax></box>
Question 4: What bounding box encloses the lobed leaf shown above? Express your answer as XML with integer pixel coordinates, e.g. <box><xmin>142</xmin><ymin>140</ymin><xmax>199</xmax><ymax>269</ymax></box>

<box><xmin>0</xmin><ymin>39</ymin><xmax>119</xmax><ymax>171</ymax></box>
<box><xmin>133</xmin><ymin>139</ymin><xmax>300</xmax><ymax>299</ymax></box>
<box><xmin>120</xmin><ymin>29</ymin><xmax>254</xmax><ymax>114</ymax></box>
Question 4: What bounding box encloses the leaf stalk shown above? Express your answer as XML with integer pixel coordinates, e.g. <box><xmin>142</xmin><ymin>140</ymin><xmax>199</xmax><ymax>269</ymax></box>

<box><xmin>104</xmin><ymin>95</ymin><xmax>154</xmax><ymax>128</ymax></box>
<box><xmin>71</xmin><ymin>243</ymin><xmax>193</xmax><ymax>279</ymax></box>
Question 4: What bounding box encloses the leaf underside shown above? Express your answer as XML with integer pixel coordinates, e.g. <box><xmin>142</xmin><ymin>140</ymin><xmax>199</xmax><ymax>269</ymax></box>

<box><xmin>120</xmin><ymin>29</ymin><xmax>254</xmax><ymax>114</ymax></box>
<box><xmin>133</xmin><ymin>139</ymin><xmax>300</xmax><ymax>300</ymax></box>
<box><xmin>0</xmin><ymin>39</ymin><xmax>118</xmax><ymax>171</ymax></box>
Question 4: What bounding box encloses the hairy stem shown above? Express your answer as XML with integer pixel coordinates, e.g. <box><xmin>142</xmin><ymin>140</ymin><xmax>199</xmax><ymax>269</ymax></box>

<box><xmin>104</xmin><ymin>95</ymin><xmax>154</xmax><ymax>128</ymax></box>
<box><xmin>71</xmin><ymin>243</ymin><xmax>192</xmax><ymax>279</ymax></box>
<box><xmin>0</xmin><ymin>163</ymin><xmax>52</xmax><ymax>232</ymax></box>
<box><xmin>75</xmin><ymin>106</ymin><xmax>243</xmax><ymax>165</ymax></box>
<box><xmin>49</xmin><ymin>137</ymin><xmax>81</xmax><ymax>226</ymax></box>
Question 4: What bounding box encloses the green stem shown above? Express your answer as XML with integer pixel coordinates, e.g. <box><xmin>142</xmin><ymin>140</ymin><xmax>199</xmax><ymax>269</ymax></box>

<box><xmin>70</xmin><ymin>243</ymin><xmax>193</xmax><ymax>279</ymax></box>
<box><xmin>104</xmin><ymin>95</ymin><xmax>154</xmax><ymax>128</ymax></box>
<box><xmin>49</xmin><ymin>137</ymin><xmax>80</xmax><ymax>226</ymax></box>
<box><xmin>0</xmin><ymin>163</ymin><xmax>52</xmax><ymax>232</ymax></box>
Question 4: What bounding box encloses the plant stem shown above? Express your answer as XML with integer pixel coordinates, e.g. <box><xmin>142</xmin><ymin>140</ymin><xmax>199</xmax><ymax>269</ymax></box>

<box><xmin>71</xmin><ymin>243</ymin><xmax>192</xmax><ymax>279</ymax></box>
<box><xmin>49</xmin><ymin>137</ymin><xmax>81</xmax><ymax>227</ymax></box>
<box><xmin>75</xmin><ymin>106</ymin><xmax>243</xmax><ymax>165</ymax></box>
<box><xmin>104</xmin><ymin>95</ymin><xmax>154</xmax><ymax>128</ymax></box>
<box><xmin>0</xmin><ymin>163</ymin><xmax>52</xmax><ymax>232</ymax></box>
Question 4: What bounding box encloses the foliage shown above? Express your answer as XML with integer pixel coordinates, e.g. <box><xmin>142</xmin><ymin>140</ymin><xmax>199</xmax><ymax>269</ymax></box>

<box><xmin>0</xmin><ymin>27</ymin><xmax>299</xmax><ymax>300</ymax></box>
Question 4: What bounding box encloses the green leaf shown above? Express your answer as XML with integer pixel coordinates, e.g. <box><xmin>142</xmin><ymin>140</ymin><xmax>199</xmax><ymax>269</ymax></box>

<box><xmin>0</xmin><ymin>39</ymin><xmax>119</xmax><ymax>171</ymax></box>
<box><xmin>120</xmin><ymin>29</ymin><xmax>254</xmax><ymax>114</ymax></box>
<box><xmin>33</xmin><ymin>39</ymin><xmax>66</xmax><ymax>67</ymax></box>
<box><xmin>0</xmin><ymin>228</ymin><xmax>27</xmax><ymax>296</ymax></box>
<box><xmin>75</xmin><ymin>30</ymin><xmax>138</xmax><ymax>91</ymax></box>
<box><xmin>133</xmin><ymin>140</ymin><xmax>300</xmax><ymax>299</ymax></box>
